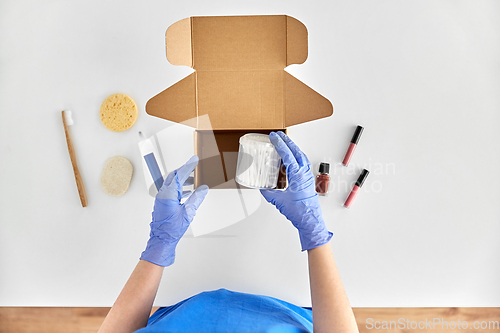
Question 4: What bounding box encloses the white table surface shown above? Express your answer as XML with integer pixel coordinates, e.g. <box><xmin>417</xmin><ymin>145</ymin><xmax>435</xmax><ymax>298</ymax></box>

<box><xmin>1</xmin><ymin>0</ymin><xmax>499</xmax><ymax>307</ymax></box>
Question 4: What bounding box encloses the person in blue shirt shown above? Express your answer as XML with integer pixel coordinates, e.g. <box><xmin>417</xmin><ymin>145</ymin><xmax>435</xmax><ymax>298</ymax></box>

<box><xmin>98</xmin><ymin>132</ymin><xmax>359</xmax><ymax>333</ymax></box>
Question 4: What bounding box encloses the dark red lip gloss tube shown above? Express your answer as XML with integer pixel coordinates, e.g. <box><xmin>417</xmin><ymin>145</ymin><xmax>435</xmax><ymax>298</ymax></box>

<box><xmin>344</xmin><ymin>169</ymin><xmax>369</xmax><ymax>208</ymax></box>
<box><xmin>342</xmin><ymin>125</ymin><xmax>364</xmax><ymax>166</ymax></box>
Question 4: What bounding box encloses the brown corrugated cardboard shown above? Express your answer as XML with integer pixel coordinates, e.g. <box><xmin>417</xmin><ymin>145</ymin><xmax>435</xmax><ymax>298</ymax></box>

<box><xmin>146</xmin><ymin>15</ymin><xmax>333</xmax><ymax>189</ymax></box>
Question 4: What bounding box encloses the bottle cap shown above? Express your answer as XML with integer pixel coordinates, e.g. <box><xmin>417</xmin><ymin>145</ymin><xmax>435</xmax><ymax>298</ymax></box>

<box><xmin>318</xmin><ymin>162</ymin><xmax>330</xmax><ymax>174</ymax></box>
<box><xmin>355</xmin><ymin>169</ymin><xmax>369</xmax><ymax>187</ymax></box>
<box><xmin>350</xmin><ymin>125</ymin><xmax>364</xmax><ymax>144</ymax></box>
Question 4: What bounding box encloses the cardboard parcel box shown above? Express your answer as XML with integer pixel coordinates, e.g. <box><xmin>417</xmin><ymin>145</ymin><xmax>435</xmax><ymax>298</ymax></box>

<box><xmin>146</xmin><ymin>15</ymin><xmax>333</xmax><ymax>189</ymax></box>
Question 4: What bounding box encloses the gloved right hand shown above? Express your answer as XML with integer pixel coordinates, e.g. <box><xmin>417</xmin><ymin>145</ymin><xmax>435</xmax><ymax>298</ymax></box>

<box><xmin>260</xmin><ymin>131</ymin><xmax>333</xmax><ymax>251</ymax></box>
<box><xmin>140</xmin><ymin>156</ymin><xmax>209</xmax><ymax>267</ymax></box>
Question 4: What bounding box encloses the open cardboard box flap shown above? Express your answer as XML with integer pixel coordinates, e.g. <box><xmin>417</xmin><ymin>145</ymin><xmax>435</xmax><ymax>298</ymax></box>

<box><xmin>146</xmin><ymin>15</ymin><xmax>333</xmax><ymax>188</ymax></box>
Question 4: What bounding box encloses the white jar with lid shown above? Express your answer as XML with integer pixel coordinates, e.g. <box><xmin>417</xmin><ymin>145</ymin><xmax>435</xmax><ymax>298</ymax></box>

<box><xmin>235</xmin><ymin>133</ymin><xmax>282</xmax><ymax>189</ymax></box>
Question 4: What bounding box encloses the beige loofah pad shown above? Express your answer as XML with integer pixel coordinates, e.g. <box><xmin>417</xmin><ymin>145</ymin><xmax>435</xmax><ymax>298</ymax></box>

<box><xmin>101</xmin><ymin>156</ymin><xmax>134</xmax><ymax>196</ymax></box>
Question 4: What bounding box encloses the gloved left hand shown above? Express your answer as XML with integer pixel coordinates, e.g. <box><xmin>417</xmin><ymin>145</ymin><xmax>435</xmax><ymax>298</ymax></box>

<box><xmin>140</xmin><ymin>155</ymin><xmax>209</xmax><ymax>267</ymax></box>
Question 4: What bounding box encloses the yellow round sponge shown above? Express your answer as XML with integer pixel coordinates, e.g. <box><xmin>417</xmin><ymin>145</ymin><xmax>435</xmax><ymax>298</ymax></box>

<box><xmin>100</xmin><ymin>93</ymin><xmax>138</xmax><ymax>132</ymax></box>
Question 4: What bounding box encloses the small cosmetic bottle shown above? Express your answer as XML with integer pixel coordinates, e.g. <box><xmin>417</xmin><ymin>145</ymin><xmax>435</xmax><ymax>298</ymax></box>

<box><xmin>315</xmin><ymin>162</ymin><xmax>330</xmax><ymax>196</ymax></box>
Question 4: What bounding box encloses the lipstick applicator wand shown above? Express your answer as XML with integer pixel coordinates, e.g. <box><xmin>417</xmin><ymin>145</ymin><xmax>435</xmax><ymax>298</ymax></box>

<box><xmin>342</xmin><ymin>125</ymin><xmax>364</xmax><ymax>166</ymax></box>
<box><xmin>344</xmin><ymin>169</ymin><xmax>369</xmax><ymax>208</ymax></box>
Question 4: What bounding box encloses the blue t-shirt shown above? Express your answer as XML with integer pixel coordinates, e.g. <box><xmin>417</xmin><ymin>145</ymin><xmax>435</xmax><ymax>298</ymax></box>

<box><xmin>135</xmin><ymin>289</ymin><xmax>313</xmax><ymax>332</ymax></box>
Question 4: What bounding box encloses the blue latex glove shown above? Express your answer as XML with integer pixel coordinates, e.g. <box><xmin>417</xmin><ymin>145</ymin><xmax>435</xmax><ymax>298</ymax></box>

<box><xmin>140</xmin><ymin>156</ymin><xmax>209</xmax><ymax>267</ymax></box>
<box><xmin>260</xmin><ymin>132</ymin><xmax>333</xmax><ymax>251</ymax></box>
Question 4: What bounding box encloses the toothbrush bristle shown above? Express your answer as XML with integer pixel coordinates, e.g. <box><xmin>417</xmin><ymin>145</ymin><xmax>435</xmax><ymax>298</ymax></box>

<box><xmin>65</xmin><ymin>110</ymin><xmax>74</xmax><ymax>126</ymax></box>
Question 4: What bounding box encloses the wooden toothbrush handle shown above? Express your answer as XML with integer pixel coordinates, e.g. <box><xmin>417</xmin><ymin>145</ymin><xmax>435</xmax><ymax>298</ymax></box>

<box><xmin>62</xmin><ymin>111</ymin><xmax>88</xmax><ymax>207</ymax></box>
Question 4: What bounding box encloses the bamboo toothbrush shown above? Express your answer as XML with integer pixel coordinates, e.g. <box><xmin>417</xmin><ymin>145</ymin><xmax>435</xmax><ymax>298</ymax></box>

<box><xmin>62</xmin><ymin>110</ymin><xmax>88</xmax><ymax>207</ymax></box>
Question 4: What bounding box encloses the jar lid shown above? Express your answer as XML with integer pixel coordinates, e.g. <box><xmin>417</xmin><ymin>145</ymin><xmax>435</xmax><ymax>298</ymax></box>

<box><xmin>239</xmin><ymin>133</ymin><xmax>274</xmax><ymax>148</ymax></box>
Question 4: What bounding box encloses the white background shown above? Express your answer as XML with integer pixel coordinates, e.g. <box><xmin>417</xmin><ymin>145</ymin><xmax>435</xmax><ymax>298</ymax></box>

<box><xmin>1</xmin><ymin>0</ymin><xmax>499</xmax><ymax>307</ymax></box>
